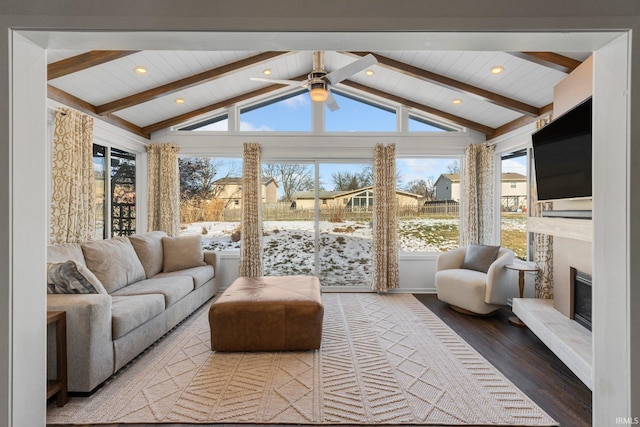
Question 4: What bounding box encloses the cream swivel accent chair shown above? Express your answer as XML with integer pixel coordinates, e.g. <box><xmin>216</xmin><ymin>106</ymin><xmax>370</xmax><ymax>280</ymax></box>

<box><xmin>435</xmin><ymin>245</ymin><xmax>515</xmax><ymax>315</ymax></box>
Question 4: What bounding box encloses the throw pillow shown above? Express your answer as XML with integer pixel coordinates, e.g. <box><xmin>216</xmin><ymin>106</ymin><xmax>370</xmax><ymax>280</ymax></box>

<box><xmin>461</xmin><ymin>244</ymin><xmax>501</xmax><ymax>273</ymax></box>
<box><xmin>47</xmin><ymin>260</ymin><xmax>108</xmax><ymax>294</ymax></box>
<box><xmin>129</xmin><ymin>231</ymin><xmax>167</xmax><ymax>278</ymax></box>
<box><xmin>162</xmin><ymin>235</ymin><xmax>206</xmax><ymax>273</ymax></box>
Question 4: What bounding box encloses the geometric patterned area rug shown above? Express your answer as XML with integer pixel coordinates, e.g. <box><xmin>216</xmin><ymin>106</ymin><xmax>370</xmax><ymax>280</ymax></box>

<box><xmin>47</xmin><ymin>293</ymin><xmax>557</xmax><ymax>425</ymax></box>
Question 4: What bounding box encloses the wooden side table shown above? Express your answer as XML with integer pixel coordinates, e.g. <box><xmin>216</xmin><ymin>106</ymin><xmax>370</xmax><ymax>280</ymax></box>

<box><xmin>47</xmin><ymin>311</ymin><xmax>68</xmax><ymax>407</ymax></box>
<box><xmin>505</xmin><ymin>262</ymin><xmax>539</xmax><ymax>327</ymax></box>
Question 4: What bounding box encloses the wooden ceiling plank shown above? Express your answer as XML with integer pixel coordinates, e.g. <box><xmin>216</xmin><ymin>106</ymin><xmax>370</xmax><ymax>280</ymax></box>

<box><xmin>142</xmin><ymin>75</ymin><xmax>307</xmax><ymax>135</ymax></box>
<box><xmin>492</xmin><ymin>103</ymin><xmax>554</xmax><ymax>138</ymax></box>
<box><xmin>348</xmin><ymin>51</ymin><xmax>540</xmax><ymax>117</ymax></box>
<box><xmin>508</xmin><ymin>52</ymin><xmax>582</xmax><ymax>74</ymax></box>
<box><xmin>96</xmin><ymin>51</ymin><xmax>291</xmax><ymax>115</ymax></box>
<box><xmin>48</xmin><ymin>50</ymin><xmax>140</xmax><ymax>80</ymax></box>
<box><xmin>47</xmin><ymin>85</ymin><xmax>149</xmax><ymax>139</ymax></box>
<box><xmin>340</xmin><ymin>80</ymin><xmax>495</xmax><ymax>137</ymax></box>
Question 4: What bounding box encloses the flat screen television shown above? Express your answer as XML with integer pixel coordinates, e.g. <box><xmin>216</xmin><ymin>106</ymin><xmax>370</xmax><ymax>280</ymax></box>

<box><xmin>532</xmin><ymin>97</ymin><xmax>592</xmax><ymax>201</ymax></box>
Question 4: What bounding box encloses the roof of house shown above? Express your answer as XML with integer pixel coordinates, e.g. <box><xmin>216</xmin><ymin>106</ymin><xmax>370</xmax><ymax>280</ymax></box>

<box><xmin>213</xmin><ymin>176</ymin><xmax>278</xmax><ymax>186</ymax></box>
<box><xmin>293</xmin><ymin>185</ymin><xmax>421</xmax><ymax>200</ymax></box>
<box><xmin>435</xmin><ymin>172</ymin><xmax>526</xmax><ymax>185</ymax></box>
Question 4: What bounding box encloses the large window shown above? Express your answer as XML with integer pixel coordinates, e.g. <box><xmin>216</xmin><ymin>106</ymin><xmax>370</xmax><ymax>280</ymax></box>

<box><xmin>178</xmin><ymin>157</ymin><xmax>243</xmax><ymax>251</ymax></box>
<box><xmin>240</xmin><ymin>92</ymin><xmax>311</xmax><ymax>131</ymax></box>
<box><xmin>325</xmin><ymin>92</ymin><xmax>396</xmax><ymax>132</ymax></box>
<box><xmin>110</xmin><ymin>148</ymin><xmax>136</xmax><ymax>236</ymax></box>
<box><xmin>93</xmin><ymin>145</ymin><xmax>106</xmax><ymax>239</ymax></box>
<box><xmin>396</xmin><ymin>157</ymin><xmax>461</xmax><ymax>252</ymax></box>
<box><xmin>93</xmin><ymin>145</ymin><xmax>137</xmax><ymax>238</ymax></box>
<box><xmin>500</xmin><ymin>149</ymin><xmax>529</xmax><ymax>260</ymax></box>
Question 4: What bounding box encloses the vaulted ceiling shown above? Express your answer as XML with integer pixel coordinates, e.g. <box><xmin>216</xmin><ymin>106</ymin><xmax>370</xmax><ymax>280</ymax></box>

<box><xmin>46</xmin><ymin>49</ymin><xmax>589</xmax><ymax>140</ymax></box>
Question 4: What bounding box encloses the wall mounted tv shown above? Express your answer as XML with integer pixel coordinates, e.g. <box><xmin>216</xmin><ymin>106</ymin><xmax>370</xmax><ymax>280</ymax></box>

<box><xmin>532</xmin><ymin>97</ymin><xmax>592</xmax><ymax>201</ymax></box>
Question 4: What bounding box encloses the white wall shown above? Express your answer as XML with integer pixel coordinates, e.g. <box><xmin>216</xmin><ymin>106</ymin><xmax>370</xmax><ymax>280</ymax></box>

<box><xmin>1</xmin><ymin>3</ymin><xmax>639</xmax><ymax>425</ymax></box>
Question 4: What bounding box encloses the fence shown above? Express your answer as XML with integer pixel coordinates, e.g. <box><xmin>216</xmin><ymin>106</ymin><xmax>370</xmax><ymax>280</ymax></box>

<box><xmin>217</xmin><ymin>203</ymin><xmax>459</xmax><ymax>222</ymax></box>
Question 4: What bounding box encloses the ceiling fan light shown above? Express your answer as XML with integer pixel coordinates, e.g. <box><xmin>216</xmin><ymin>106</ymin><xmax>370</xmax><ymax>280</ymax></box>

<box><xmin>309</xmin><ymin>87</ymin><xmax>328</xmax><ymax>102</ymax></box>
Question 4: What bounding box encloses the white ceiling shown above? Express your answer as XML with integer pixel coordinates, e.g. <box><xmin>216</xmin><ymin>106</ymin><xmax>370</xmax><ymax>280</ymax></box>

<box><xmin>43</xmin><ymin>31</ymin><xmax>599</xmax><ymax>138</ymax></box>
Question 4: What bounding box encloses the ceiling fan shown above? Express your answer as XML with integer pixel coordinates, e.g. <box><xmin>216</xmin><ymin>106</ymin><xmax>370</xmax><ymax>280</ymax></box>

<box><xmin>250</xmin><ymin>51</ymin><xmax>377</xmax><ymax>111</ymax></box>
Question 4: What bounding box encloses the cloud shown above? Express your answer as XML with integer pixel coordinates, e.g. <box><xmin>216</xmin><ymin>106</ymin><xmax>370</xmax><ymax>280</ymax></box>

<box><xmin>281</xmin><ymin>94</ymin><xmax>310</xmax><ymax>110</ymax></box>
<box><xmin>501</xmin><ymin>158</ymin><xmax>527</xmax><ymax>175</ymax></box>
<box><xmin>239</xmin><ymin>121</ymin><xmax>275</xmax><ymax>131</ymax></box>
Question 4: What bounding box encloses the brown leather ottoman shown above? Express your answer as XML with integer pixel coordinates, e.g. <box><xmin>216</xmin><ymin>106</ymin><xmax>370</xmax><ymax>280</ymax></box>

<box><xmin>209</xmin><ymin>276</ymin><xmax>323</xmax><ymax>351</ymax></box>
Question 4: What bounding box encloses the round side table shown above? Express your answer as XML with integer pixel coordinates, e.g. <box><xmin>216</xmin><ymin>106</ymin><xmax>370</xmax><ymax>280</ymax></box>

<box><xmin>505</xmin><ymin>262</ymin><xmax>539</xmax><ymax>327</ymax></box>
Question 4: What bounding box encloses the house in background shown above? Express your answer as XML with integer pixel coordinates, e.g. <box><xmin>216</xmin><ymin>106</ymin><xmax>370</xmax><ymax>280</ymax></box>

<box><xmin>434</xmin><ymin>174</ymin><xmax>461</xmax><ymax>202</ymax></box>
<box><xmin>434</xmin><ymin>173</ymin><xmax>527</xmax><ymax>211</ymax></box>
<box><xmin>212</xmin><ymin>177</ymin><xmax>278</xmax><ymax>208</ymax></box>
<box><xmin>293</xmin><ymin>186</ymin><xmax>422</xmax><ymax>210</ymax></box>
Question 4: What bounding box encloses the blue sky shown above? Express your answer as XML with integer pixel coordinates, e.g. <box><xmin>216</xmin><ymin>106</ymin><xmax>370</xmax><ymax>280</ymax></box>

<box><xmin>195</xmin><ymin>91</ymin><xmax>527</xmax><ymax>195</ymax></box>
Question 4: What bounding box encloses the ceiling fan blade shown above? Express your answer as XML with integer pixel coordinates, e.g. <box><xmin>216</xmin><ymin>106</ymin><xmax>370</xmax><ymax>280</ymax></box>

<box><xmin>250</xmin><ymin>77</ymin><xmax>305</xmax><ymax>86</ymax></box>
<box><xmin>325</xmin><ymin>54</ymin><xmax>377</xmax><ymax>85</ymax></box>
<box><xmin>325</xmin><ymin>90</ymin><xmax>340</xmax><ymax>112</ymax></box>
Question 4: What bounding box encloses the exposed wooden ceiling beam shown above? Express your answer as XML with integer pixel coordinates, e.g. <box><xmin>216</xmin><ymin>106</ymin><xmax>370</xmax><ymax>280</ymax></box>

<box><xmin>508</xmin><ymin>52</ymin><xmax>582</xmax><ymax>74</ymax></box>
<box><xmin>47</xmin><ymin>85</ymin><xmax>149</xmax><ymax>139</ymax></box>
<box><xmin>48</xmin><ymin>50</ymin><xmax>140</xmax><ymax>80</ymax></box>
<box><xmin>96</xmin><ymin>51</ymin><xmax>292</xmax><ymax>115</ymax></box>
<box><xmin>348</xmin><ymin>51</ymin><xmax>540</xmax><ymax>117</ymax></box>
<box><xmin>492</xmin><ymin>103</ymin><xmax>554</xmax><ymax>138</ymax></box>
<box><xmin>339</xmin><ymin>80</ymin><xmax>495</xmax><ymax>137</ymax></box>
<box><xmin>142</xmin><ymin>75</ymin><xmax>307</xmax><ymax>135</ymax></box>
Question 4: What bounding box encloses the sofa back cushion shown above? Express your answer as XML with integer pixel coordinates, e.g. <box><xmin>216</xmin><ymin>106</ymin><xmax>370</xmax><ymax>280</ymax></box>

<box><xmin>128</xmin><ymin>231</ymin><xmax>167</xmax><ymax>278</ymax></box>
<box><xmin>162</xmin><ymin>235</ymin><xmax>206</xmax><ymax>272</ymax></box>
<box><xmin>81</xmin><ymin>237</ymin><xmax>146</xmax><ymax>293</ymax></box>
<box><xmin>48</xmin><ymin>242</ymin><xmax>86</xmax><ymax>265</ymax></box>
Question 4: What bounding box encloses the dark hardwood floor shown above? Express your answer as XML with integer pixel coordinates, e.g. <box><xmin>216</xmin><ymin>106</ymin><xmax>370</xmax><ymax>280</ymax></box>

<box><xmin>48</xmin><ymin>294</ymin><xmax>592</xmax><ymax>427</ymax></box>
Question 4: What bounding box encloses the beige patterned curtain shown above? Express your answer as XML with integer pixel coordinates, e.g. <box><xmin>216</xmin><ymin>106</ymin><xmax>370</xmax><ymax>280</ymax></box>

<box><xmin>460</xmin><ymin>143</ymin><xmax>495</xmax><ymax>246</ymax></box>
<box><xmin>533</xmin><ymin>116</ymin><xmax>554</xmax><ymax>299</ymax></box>
<box><xmin>239</xmin><ymin>142</ymin><xmax>263</xmax><ymax>277</ymax></box>
<box><xmin>147</xmin><ymin>143</ymin><xmax>180</xmax><ymax>236</ymax></box>
<box><xmin>372</xmin><ymin>144</ymin><xmax>399</xmax><ymax>292</ymax></box>
<box><xmin>50</xmin><ymin>108</ymin><xmax>96</xmax><ymax>244</ymax></box>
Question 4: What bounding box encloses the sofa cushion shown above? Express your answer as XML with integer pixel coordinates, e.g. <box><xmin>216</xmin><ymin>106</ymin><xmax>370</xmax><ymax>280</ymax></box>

<box><xmin>48</xmin><ymin>242</ymin><xmax>86</xmax><ymax>265</ymax></box>
<box><xmin>162</xmin><ymin>235</ymin><xmax>206</xmax><ymax>273</ymax></box>
<box><xmin>110</xmin><ymin>276</ymin><xmax>194</xmax><ymax>307</ymax></box>
<box><xmin>81</xmin><ymin>237</ymin><xmax>147</xmax><ymax>294</ymax></box>
<box><xmin>128</xmin><ymin>231</ymin><xmax>167</xmax><ymax>278</ymax></box>
<box><xmin>154</xmin><ymin>265</ymin><xmax>214</xmax><ymax>289</ymax></box>
<box><xmin>461</xmin><ymin>244</ymin><xmax>500</xmax><ymax>273</ymax></box>
<box><xmin>111</xmin><ymin>295</ymin><xmax>165</xmax><ymax>340</ymax></box>
<box><xmin>47</xmin><ymin>260</ymin><xmax>108</xmax><ymax>294</ymax></box>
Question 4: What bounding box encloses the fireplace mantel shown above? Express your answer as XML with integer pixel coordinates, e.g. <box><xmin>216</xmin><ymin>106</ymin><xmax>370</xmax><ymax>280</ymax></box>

<box><xmin>527</xmin><ymin>217</ymin><xmax>592</xmax><ymax>242</ymax></box>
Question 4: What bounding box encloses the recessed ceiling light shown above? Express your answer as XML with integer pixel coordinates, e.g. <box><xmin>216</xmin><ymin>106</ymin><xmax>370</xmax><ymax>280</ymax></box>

<box><xmin>262</xmin><ymin>68</ymin><xmax>272</xmax><ymax>76</ymax></box>
<box><xmin>365</xmin><ymin>69</ymin><xmax>375</xmax><ymax>76</ymax></box>
<box><xmin>134</xmin><ymin>66</ymin><xmax>148</xmax><ymax>75</ymax></box>
<box><xmin>491</xmin><ymin>65</ymin><xmax>504</xmax><ymax>75</ymax></box>
<box><xmin>175</xmin><ymin>98</ymin><xmax>185</xmax><ymax>105</ymax></box>
<box><xmin>452</xmin><ymin>98</ymin><xmax>463</xmax><ymax>105</ymax></box>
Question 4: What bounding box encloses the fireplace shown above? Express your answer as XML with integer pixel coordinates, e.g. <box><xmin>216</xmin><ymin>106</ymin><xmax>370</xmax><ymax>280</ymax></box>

<box><xmin>570</xmin><ymin>267</ymin><xmax>592</xmax><ymax>331</ymax></box>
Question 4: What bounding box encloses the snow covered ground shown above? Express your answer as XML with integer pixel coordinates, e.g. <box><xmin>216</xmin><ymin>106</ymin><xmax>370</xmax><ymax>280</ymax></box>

<box><xmin>181</xmin><ymin>217</ymin><xmax>476</xmax><ymax>286</ymax></box>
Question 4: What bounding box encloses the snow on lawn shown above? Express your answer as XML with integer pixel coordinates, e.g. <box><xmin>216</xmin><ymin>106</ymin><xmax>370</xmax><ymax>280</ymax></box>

<box><xmin>182</xmin><ymin>218</ymin><xmax>460</xmax><ymax>286</ymax></box>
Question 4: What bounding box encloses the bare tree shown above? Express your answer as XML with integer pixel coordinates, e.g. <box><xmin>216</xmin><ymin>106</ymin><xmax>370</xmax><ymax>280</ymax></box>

<box><xmin>404</xmin><ymin>177</ymin><xmax>436</xmax><ymax>200</ymax></box>
<box><xmin>332</xmin><ymin>164</ymin><xmax>374</xmax><ymax>191</ymax></box>
<box><xmin>447</xmin><ymin>160</ymin><xmax>461</xmax><ymax>174</ymax></box>
<box><xmin>263</xmin><ymin>163</ymin><xmax>314</xmax><ymax>202</ymax></box>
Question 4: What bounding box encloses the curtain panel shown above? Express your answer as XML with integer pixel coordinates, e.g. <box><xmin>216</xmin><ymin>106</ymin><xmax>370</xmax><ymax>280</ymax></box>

<box><xmin>372</xmin><ymin>143</ymin><xmax>399</xmax><ymax>292</ymax></box>
<box><xmin>50</xmin><ymin>108</ymin><xmax>96</xmax><ymax>244</ymax></box>
<box><xmin>532</xmin><ymin>116</ymin><xmax>554</xmax><ymax>299</ymax></box>
<box><xmin>460</xmin><ymin>143</ymin><xmax>495</xmax><ymax>246</ymax></box>
<box><xmin>147</xmin><ymin>143</ymin><xmax>180</xmax><ymax>236</ymax></box>
<box><xmin>239</xmin><ymin>142</ymin><xmax>263</xmax><ymax>277</ymax></box>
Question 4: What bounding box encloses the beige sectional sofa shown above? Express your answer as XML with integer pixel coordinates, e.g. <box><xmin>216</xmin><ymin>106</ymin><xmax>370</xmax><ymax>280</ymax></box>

<box><xmin>46</xmin><ymin>231</ymin><xmax>216</xmax><ymax>393</ymax></box>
